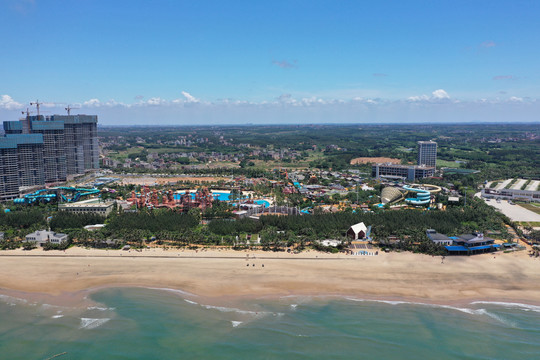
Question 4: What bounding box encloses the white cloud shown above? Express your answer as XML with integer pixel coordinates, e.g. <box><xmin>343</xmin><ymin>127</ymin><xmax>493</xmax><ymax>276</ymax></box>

<box><xmin>407</xmin><ymin>95</ymin><xmax>429</xmax><ymax>102</ymax></box>
<box><xmin>181</xmin><ymin>91</ymin><xmax>199</xmax><ymax>103</ymax></box>
<box><xmin>408</xmin><ymin>89</ymin><xmax>450</xmax><ymax>102</ymax></box>
<box><xmin>2</xmin><ymin>92</ymin><xmax>538</xmax><ymax>125</ymax></box>
<box><xmin>432</xmin><ymin>89</ymin><xmax>450</xmax><ymax>99</ymax></box>
<box><xmin>83</xmin><ymin>98</ymin><xmax>101</xmax><ymax>107</ymax></box>
<box><xmin>0</xmin><ymin>95</ymin><xmax>23</xmax><ymax>110</ymax></box>
<box><xmin>146</xmin><ymin>97</ymin><xmax>166</xmax><ymax>106</ymax></box>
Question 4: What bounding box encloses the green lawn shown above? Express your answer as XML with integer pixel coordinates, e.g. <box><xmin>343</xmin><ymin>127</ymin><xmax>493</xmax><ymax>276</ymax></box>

<box><xmin>437</xmin><ymin>159</ymin><xmax>462</xmax><ymax>168</ymax></box>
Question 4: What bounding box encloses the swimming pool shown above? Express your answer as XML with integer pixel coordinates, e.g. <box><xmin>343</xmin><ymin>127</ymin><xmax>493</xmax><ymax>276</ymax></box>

<box><xmin>174</xmin><ymin>191</ymin><xmax>271</xmax><ymax>207</ymax></box>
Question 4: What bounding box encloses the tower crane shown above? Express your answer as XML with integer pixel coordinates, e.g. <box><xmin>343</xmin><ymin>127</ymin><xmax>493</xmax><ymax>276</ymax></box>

<box><xmin>30</xmin><ymin>100</ymin><xmax>43</xmax><ymax>117</ymax></box>
<box><xmin>65</xmin><ymin>105</ymin><xmax>79</xmax><ymax>115</ymax></box>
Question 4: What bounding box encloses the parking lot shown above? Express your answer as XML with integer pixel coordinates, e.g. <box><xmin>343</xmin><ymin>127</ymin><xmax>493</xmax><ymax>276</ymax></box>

<box><xmin>483</xmin><ymin>198</ymin><xmax>540</xmax><ymax>222</ymax></box>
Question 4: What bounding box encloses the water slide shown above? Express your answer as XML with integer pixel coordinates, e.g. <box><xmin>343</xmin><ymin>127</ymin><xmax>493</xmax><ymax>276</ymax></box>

<box><xmin>403</xmin><ymin>185</ymin><xmax>431</xmax><ymax>205</ymax></box>
<box><xmin>15</xmin><ymin>187</ymin><xmax>100</xmax><ymax>204</ymax></box>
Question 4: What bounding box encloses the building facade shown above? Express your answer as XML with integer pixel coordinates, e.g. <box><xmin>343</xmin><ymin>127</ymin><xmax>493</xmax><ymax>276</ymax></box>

<box><xmin>0</xmin><ymin>134</ymin><xmax>45</xmax><ymax>200</ymax></box>
<box><xmin>53</xmin><ymin>115</ymin><xmax>99</xmax><ymax>174</ymax></box>
<box><xmin>372</xmin><ymin>163</ymin><xmax>435</xmax><ymax>181</ymax></box>
<box><xmin>417</xmin><ymin>141</ymin><xmax>437</xmax><ymax>168</ymax></box>
<box><xmin>58</xmin><ymin>199</ymin><xmax>115</xmax><ymax>215</ymax></box>
<box><xmin>24</xmin><ymin>230</ymin><xmax>69</xmax><ymax>247</ymax></box>
<box><xmin>29</xmin><ymin>119</ymin><xmax>67</xmax><ymax>182</ymax></box>
<box><xmin>0</xmin><ymin>114</ymin><xmax>99</xmax><ymax>201</ymax></box>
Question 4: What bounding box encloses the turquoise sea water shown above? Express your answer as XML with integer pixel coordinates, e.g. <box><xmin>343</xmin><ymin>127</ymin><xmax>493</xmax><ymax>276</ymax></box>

<box><xmin>1</xmin><ymin>288</ymin><xmax>539</xmax><ymax>359</ymax></box>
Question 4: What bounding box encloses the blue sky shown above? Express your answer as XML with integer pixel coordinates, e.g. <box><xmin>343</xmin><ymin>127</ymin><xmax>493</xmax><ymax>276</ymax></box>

<box><xmin>1</xmin><ymin>0</ymin><xmax>539</xmax><ymax>125</ymax></box>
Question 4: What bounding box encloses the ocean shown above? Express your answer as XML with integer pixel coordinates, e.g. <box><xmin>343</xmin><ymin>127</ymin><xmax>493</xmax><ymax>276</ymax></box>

<box><xmin>0</xmin><ymin>287</ymin><xmax>539</xmax><ymax>359</ymax></box>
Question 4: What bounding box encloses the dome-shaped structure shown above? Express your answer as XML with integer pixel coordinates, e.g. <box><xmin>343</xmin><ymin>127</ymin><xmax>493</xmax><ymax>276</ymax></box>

<box><xmin>381</xmin><ymin>187</ymin><xmax>404</xmax><ymax>204</ymax></box>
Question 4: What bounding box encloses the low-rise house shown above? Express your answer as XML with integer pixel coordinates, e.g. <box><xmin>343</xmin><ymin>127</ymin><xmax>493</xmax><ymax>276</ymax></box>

<box><xmin>25</xmin><ymin>230</ymin><xmax>68</xmax><ymax>247</ymax></box>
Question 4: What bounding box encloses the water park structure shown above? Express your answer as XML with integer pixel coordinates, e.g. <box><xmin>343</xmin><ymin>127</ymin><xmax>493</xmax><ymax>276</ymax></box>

<box><xmin>127</xmin><ymin>186</ymin><xmax>214</xmax><ymax>211</ymax></box>
<box><xmin>380</xmin><ymin>184</ymin><xmax>441</xmax><ymax>206</ymax></box>
<box><xmin>14</xmin><ymin>187</ymin><xmax>101</xmax><ymax>205</ymax></box>
<box><xmin>403</xmin><ymin>184</ymin><xmax>441</xmax><ymax>205</ymax></box>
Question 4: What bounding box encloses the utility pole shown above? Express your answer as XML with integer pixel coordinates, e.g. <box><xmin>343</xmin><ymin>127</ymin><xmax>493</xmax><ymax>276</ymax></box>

<box><xmin>464</xmin><ymin>187</ymin><xmax>467</xmax><ymax>207</ymax></box>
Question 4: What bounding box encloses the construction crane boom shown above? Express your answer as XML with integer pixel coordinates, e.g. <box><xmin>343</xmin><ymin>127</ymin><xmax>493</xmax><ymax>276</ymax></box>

<box><xmin>30</xmin><ymin>100</ymin><xmax>43</xmax><ymax>117</ymax></box>
<box><xmin>65</xmin><ymin>105</ymin><xmax>79</xmax><ymax>115</ymax></box>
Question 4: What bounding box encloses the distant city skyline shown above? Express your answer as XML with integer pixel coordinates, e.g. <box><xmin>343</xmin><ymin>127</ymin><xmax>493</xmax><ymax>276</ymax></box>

<box><xmin>1</xmin><ymin>0</ymin><xmax>539</xmax><ymax>125</ymax></box>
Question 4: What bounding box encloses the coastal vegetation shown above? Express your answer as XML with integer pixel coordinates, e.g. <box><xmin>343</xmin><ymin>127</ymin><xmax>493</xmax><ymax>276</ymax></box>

<box><xmin>0</xmin><ymin>196</ymin><xmax>513</xmax><ymax>256</ymax></box>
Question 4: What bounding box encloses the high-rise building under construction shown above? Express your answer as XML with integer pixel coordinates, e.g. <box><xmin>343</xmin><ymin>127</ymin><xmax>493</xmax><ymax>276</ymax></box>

<box><xmin>0</xmin><ymin>114</ymin><xmax>99</xmax><ymax>200</ymax></box>
<box><xmin>417</xmin><ymin>141</ymin><xmax>437</xmax><ymax>168</ymax></box>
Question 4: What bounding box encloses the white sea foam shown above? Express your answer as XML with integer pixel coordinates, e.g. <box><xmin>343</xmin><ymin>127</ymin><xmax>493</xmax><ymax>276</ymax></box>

<box><xmin>199</xmin><ymin>304</ymin><xmax>283</xmax><ymax>317</ymax></box>
<box><xmin>51</xmin><ymin>315</ymin><xmax>64</xmax><ymax>319</ymax></box>
<box><xmin>347</xmin><ymin>298</ymin><xmax>484</xmax><ymax>315</ymax></box>
<box><xmin>184</xmin><ymin>299</ymin><xmax>198</xmax><ymax>305</ymax></box>
<box><xmin>346</xmin><ymin>297</ymin><xmax>520</xmax><ymax>326</ymax></box>
<box><xmin>40</xmin><ymin>303</ymin><xmax>61</xmax><ymax>310</ymax></box>
<box><xmin>475</xmin><ymin>309</ymin><xmax>517</xmax><ymax>327</ymax></box>
<box><xmin>470</xmin><ymin>301</ymin><xmax>540</xmax><ymax>313</ymax></box>
<box><xmin>87</xmin><ymin>306</ymin><xmax>115</xmax><ymax>311</ymax></box>
<box><xmin>79</xmin><ymin>318</ymin><xmax>110</xmax><ymax>330</ymax></box>
<box><xmin>147</xmin><ymin>287</ymin><xmax>196</xmax><ymax>297</ymax></box>
<box><xmin>290</xmin><ymin>304</ymin><xmax>298</xmax><ymax>309</ymax></box>
<box><xmin>0</xmin><ymin>294</ymin><xmax>28</xmax><ymax>306</ymax></box>
<box><xmin>201</xmin><ymin>304</ymin><xmax>261</xmax><ymax>315</ymax></box>
<box><xmin>231</xmin><ymin>321</ymin><xmax>243</xmax><ymax>327</ymax></box>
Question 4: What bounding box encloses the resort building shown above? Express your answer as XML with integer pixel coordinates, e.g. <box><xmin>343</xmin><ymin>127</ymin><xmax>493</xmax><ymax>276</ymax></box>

<box><xmin>24</xmin><ymin>230</ymin><xmax>68</xmax><ymax>247</ymax></box>
<box><xmin>481</xmin><ymin>187</ymin><xmax>540</xmax><ymax>203</ymax></box>
<box><xmin>425</xmin><ymin>229</ymin><xmax>453</xmax><ymax>246</ymax></box>
<box><xmin>427</xmin><ymin>231</ymin><xmax>501</xmax><ymax>255</ymax></box>
<box><xmin>372</xmin><ymin>163</ymin><xmax>435</xmax><ymax>181</ymax></box>
<box><xmin>58</xmin><ymin>199</ymin><xmax>115</xmax><ymax>215</ymax></box>
<box><xmin>417</xmin><ymin>141</ymin><xmax>437</xmax><ymax>168</ymax></box>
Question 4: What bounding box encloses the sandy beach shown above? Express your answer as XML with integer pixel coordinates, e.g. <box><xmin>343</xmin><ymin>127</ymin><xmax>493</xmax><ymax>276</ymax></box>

<box><xmin>1</xmin><ymin>247</ymin><xmax>539</xmax><ymax>305</ymax></box>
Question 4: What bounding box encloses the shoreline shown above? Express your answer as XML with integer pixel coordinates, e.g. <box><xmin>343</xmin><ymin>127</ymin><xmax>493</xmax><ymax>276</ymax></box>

<box><xmin>1</xmin><ymin>247</ymin><xmax>539</xmax><ymax>308</ymax></box>
<box><xmin>2</xmin><ymin>283</ymin><xmax>540</xmax><ymax>313</ymax></box>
